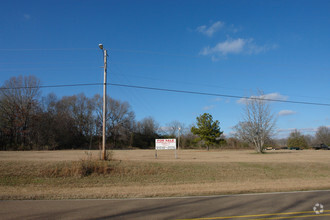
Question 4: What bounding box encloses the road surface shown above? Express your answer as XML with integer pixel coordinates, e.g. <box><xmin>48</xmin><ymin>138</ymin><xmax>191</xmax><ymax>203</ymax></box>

<box><xmin>1</xmin><ymin>190</ymin><xmax>329</xmax><ymax>219</ymax></box>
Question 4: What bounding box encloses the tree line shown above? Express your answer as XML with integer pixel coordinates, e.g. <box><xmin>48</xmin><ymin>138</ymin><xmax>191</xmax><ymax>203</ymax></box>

<box><xmin>0</xmin><ymin>75</ymin><xmax>223</xmax><ymax>150</ymax></box>
<box><xmin>0</xmin><ymin>75</ymin><xmax>161</xmax><ymax>150</ymax></box>
<box><xmin>278</xmin><ymin>127</ymin><xmax>330</xmax><ymax>149</ymax></box>
<box><xmin>1</xmin><ymin>75</ymin><xmax>329</xmax><ymax>151</ymax></box>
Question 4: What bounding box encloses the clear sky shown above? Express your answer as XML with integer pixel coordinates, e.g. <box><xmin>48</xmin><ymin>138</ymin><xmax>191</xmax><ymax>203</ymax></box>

<box><xmin>1</xmin><ymin>0</ymin><xmax>329</xmax><ymax>138</ymax></box>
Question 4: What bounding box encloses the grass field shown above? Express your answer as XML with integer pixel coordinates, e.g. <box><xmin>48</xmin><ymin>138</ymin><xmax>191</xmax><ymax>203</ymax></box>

<box><xmin>0</xmin><ymin>149</ymin><xmax>329</xmax><ymax>200</ymax></box>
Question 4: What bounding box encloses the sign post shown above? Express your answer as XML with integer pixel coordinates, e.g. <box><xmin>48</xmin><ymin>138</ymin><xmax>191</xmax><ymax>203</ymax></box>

<box><xmin>155</xmin><ymin>139</ymin><xmax>177</xmax><ymax>159</ymax></box>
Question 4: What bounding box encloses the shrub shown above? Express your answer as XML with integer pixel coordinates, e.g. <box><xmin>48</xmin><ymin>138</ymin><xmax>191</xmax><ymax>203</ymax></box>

<box><xmin>42</xmin><ymin>159</ymin><xmax>114</xmax><ymax>177</ymax></box>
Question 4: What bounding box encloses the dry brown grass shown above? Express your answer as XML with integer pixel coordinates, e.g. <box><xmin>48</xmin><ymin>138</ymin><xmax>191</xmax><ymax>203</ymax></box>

<box><xmin>40</xmin><ymin>160</ymin><xmax>114</xmax><ymax>177</ymax></box>
<box><xmin>2</xmin><ymin>179</ymin><xmax>329</xmax><ymax>200</ymax></box>
<box><xmin>0</xmin><ymin>149</ymin><xmax>329</xmax><ymax>199</ymax></box>
<box><xmin>1</xmin><ymin>149</ymin><xmax>329</xmax><ymax>163</ymax></box>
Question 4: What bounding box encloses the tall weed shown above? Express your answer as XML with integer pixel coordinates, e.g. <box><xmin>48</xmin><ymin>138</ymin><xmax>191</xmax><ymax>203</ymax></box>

<box><xmin>42</xmin><ymin>159</ymin><xmax>113</xmax><ymax>177</ymax></box>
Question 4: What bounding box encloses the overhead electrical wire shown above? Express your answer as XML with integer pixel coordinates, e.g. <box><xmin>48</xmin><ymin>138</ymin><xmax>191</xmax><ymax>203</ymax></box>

<box><xmin>0</xmin><ymin>48</ymin><xmax>199</xmax><ymax>58</ymax></box>
<box><xmin>111</xmin><ymin>72</ymin><xmax>330</xmax><ymax>102</ymax></box>
<box><xmin>108</xmin><ymin>83</ymin><xmax>330</xmax><ymax>107</ymax></box>
<box><xmin>2</xmin><ymin>47</ymin><xmax>328</xmax><ymax>101</ymax></box>
<box><xmin>0</xmin><ymin>48</ymin><xmax>96</xmax><ymax>51</ymax></box>
<box><xmin>111</xmin><ymin>63</ymin><xmax>156</xmax><ymax>115</ymax></box>
<box><xmin>0</xmin><ymin>83</ymin><xmax>103</xmax><ymax>89</ymax></box>
<box><xmin>1</xmin><ymin>82</ymin><xmax>330</xmax><ymax>107</ymax></box>
<box><xmin>1</xmin><ymin>49</ymin><xmax>327</xmax><ymax>102</ymax></box>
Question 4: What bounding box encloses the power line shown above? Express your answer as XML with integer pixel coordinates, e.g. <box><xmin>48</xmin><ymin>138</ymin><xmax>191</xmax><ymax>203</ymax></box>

<box><xmin>111</xmin><ymin>48</ymin><xmax>200</xmax><ymax>58</ymax></box>
<box><xmin>0</xmin><ymin>67</ymin><xmax>101</xmax><ymax>72</ymax></box>
<box><xmin>111</xmin><ymin>63</ymin><xmax>157</xmax><ymax>117</ymax></box>
<box><xmin>2</xmin><ymin>47</ymin><xmax>328</xmax><ymax>101</ymax></box>
<box><xmin>108</xmin><ymin>83</ymin><xmax>330</xmax><ymax>107</ymax></box>
<box><xmin>0</xmin><ymin>48</ymin><xmax>199</xmax><ymax>58</ymax></box>
<box><xmin>111</xmin><ymin>72</ymin><xmax>330</xmax><ymax>102</ymax></box>
<box><xmin>0</xmin><ymin>48</ymin><xmax>96</xmax><ymax>51</ymax></box>
<box><xmin>1</xmin><ymin>82</ymin><xmax>330</xmax><ymax>107</ymax></box>
<box><xmin>0</xmin><ymin>83</ymin><xmax>103</xmax><ymax>90</ymax></box>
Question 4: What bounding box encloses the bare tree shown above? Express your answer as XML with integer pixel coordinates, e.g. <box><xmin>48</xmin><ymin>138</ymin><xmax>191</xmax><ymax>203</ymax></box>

<box><xmin>93</xmin><ymin>94</ymin><xmax>135</xmax><ymax>148</ymax></box>
<box><xmin>133</xmin><ymin>117</ymin><xmax>160</xmax><ymax>149</ymax></box>
<box><xmin>31</xmin><ymin>93</ymin><xmax>59</xmax><ymax>149</ymax></box>
<box><xmin>315</xmin><ymin>126</ymin><xmax>330</xmax><ymax>145</ymax></box>
<box><xmin>68</xmin><ymin>93</ymin><xmax>96</xmax><ymax>137</ymax></box>
<box><xmin>165</xmin><ymin>120</ymin><xmax>185</xmax><ymax>137</ymax></box>
<box><xmin>234</xmin><ymin>91</ymin><xmax>276</xmax><ymax>153</ymax></box>
<box><xmin>138</xmin><ymin>117</ymin><xmax>160</xmax><ymax>136</ymax></box>
<box><xmin>0</xmin><ymin>75</ymin><xmax>40</xmax><ymax>148</ymax></box>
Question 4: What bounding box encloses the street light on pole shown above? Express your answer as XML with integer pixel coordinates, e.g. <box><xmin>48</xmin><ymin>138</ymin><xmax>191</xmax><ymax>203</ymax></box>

<box><xmin>99</xmin><ymin>44</ymin><xmax>107</xmax><ymax>160</ymax></box>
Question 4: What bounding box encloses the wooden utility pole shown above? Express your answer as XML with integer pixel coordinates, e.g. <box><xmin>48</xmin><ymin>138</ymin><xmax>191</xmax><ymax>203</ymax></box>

<box><xmin>99</xmin><ymin>44</ymin><xmax>107</xmax><ymax>160</ymax></box>
<box><xmin>178</xmin><ymin>127</ymin><xmax>181</xmax><ymax>150</ymax></box>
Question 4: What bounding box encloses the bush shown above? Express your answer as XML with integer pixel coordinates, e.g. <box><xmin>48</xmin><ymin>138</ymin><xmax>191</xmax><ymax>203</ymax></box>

<box><xmin>42</xmin><ymin>159</ymin><xmax>114</xmax><ymax>177</ymax></box>
<box><xmin>287</xmin><ymin>136</ymin><xmax>308</xmax><ymax>149</ymax></box>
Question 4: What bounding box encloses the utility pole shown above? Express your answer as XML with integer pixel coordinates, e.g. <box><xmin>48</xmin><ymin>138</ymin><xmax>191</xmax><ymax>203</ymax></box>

<box><xmin>99</xmin><ymin>44</ymin><xmax>107</xmax><ymax>160</ymax></box>
<box><xmin>178</xmin><ymin>127</ymin><xmax>181</xmax><ymax>150</ymax></box>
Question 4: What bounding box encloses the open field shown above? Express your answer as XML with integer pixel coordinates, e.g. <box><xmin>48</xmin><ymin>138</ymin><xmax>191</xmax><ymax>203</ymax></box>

<box><xmin>0</xmin><ymin>150</ymin><xmax>330</xmax><ymax>199</ymax></box>
<box><xmin>2</xmin><ymin>149</ymin><xmax>330</xmax><ymax>163</ymax></box>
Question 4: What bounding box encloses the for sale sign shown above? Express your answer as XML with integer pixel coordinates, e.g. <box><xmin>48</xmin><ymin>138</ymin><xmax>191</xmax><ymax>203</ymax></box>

<box><xmin>155</xmin><ymin>139</ymin><xmax>176</xmax><ymax>150</ymax></box>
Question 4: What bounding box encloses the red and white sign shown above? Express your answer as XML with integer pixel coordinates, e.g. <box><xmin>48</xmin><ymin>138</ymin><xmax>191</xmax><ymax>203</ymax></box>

<box><xmin>155</xmin><ymin>139</ymin><xmax>176</xmax><ymax>150</ymax></box>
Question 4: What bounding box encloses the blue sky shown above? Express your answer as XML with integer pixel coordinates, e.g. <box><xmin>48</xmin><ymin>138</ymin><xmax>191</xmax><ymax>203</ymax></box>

<box><xmin>1</xmin><ymin>0</ymin><xmax>329</xmax><ymax>138</ymax></box>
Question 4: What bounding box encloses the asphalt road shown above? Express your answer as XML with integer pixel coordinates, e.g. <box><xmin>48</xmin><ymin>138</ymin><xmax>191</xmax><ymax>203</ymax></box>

<box><xmin>1</xmin><ymin>190</ymin><xmax>329</xmax><ymax>220</ymax></box>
